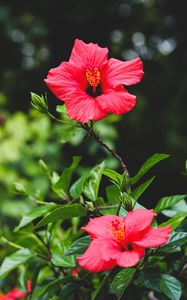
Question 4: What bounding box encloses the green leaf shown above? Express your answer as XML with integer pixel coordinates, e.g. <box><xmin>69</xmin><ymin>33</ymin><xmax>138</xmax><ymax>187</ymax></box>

<box><xmin>69</xmin><ymin>177</ymin><xmax>83</xmax><ymax>199</ymax></box>
<box><xmin>60</xmin><ymin>124</ymin><xmax>82</xmax><ymax>144</ymax></box>
<box><xmin>70</xmin><ymin>171</ymin><xmax>90</xmax><ymax>199</ymax></box>
<box><xmin>161</xmin><ymin>213</ymin><xmax>187</xmax><ymax>230</ymax></box>
<box><xmin>69</xmin><ymin>173</ymin><xmax>90</xmax><ymax>200</ymax></box>
<box><xmin>51</xmin><ymin>244</ymin><xmax>76</xmax><ymax>268</ymax></box>
<box><xmin>53</xmin><ymin>156</ymin><xmax>81</xmax><ymax>194</ymax></box>
<box><xmin>130</xmin><ymin>153</ymin><xmax>169</xmax><ymax>185</ymax></box>
<box><xmin>159</xmin><ymin>231</ymin><xmax>187</xmax><ymax>252</ymax></box>
<box><xmin>33</xmin><ymin>204</ymin><xmax>87</xmax><ymax>229</ymax></box>
<box><xmin>31</xmin><ymin>276</ymin><xmax>73</xmax><ymax>300</ymax></box>
<box><xmin>64</xmin><ymin>236</ymin><xmax>91</xmax><ymax>256</ymax></box>
<box><xmin>136</xmin><ymin>271</ymin><xmax>161</xmax><ymax>292</ymax></box>
<box><xmin>56</xmin><ymin>105</ymin><xmax>83</xmax><ymax>143</ymax></box>
<box><xmin>63</xmin><ymin>127</ymin><xmax>80</xmax><ymax>144</ymax></box>
<box><xmin>160</xmin><ymin>274</ymin><xmax>182</xmax><ymax>300</ymax></box>
<box><xmin>155</xmin><ymin>195</ymin><xmax>187</xmax><ymax>213</ymax></box>
<box><xmin>111</xmin><ymin>268</ymin><xmax>136</xmax><ymax>299</ymax></box>
<box><xmin>56</xmin><ymin>104</ymin><xmax>76</xmax><ymax>123</ymax></box>
<box><xmin>0</xmin><ymin>249</ymin><xmax>35</xmax><ymax>279</ymax></box>
<box><xmin>131</xmin><ymin>176</ymin><xmax>155</xmax><ymax>201</ymax></box>
<box><xmin>16</xmin><ymin>204</ymin><xmax>56</xmax><ymax>230</ymax></box>
<box><xmin>106</xmin><ymin>184</ymin><xmax>121</xmax><ymax>203</ymax></box>
<box><xmin>83</xmin><ymin>162</ymin><xmax>106</xmax><ymax>201</ymax></box>
<box><xmin>59</xmin><ymin>282</ymin><xmax>79</xmax><ymax>298</ymax></box>
<box><xmin>56</xmin><ymin>104</ymin><xmax>72</xmax><ymax>121</ymax></box>
<box><xmin>103</xmin><ymin>168</ymin><xmax>122</xmax><ymax>186</ymax></box>
<box><xmin>161</xmin><ymin>199</ymin><xmax>187</xmax><ymax>217</ymax></box>
<box><xmin>16</xmin><ymin>233</ymin><xmax>47</xmax><ymax>254</ymax></box>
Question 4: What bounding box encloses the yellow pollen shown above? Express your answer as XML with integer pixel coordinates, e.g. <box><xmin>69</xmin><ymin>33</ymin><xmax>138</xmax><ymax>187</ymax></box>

<box><xmin>86</xmin><ymin>67</ymin><xmax>100</xmax><ymax>88</ymax></box>
<box><xmin>109</xmin><ymin>220</ymin><xmax>125</xmax><ymax>241</ymax></box>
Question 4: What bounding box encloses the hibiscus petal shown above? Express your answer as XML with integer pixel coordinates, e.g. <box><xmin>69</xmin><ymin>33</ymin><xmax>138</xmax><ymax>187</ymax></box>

<box><xmin>77</xmin><ymin>238</ymin><xmax>117</xmax><ymax>272</ymax></box>
<box><xmin>7</xmin><ymin>288</ymin><xmax>27</xmax><ymax>298</ymax></box>
<box><xmin>44</xmin><ymin>62</ymin><xmax>86</xmax><ymax>100</ymax></box>
<box><xmin>103</xmin><ymin>57</ymin><xmax>144</xmax><ymax>88</ymax></box>
<box><xmin>133</xmin><ymin>226</ymin><xmax>171</xmax><ymax>248</ymax></box>
<box><xmin>98</xmin><ymin>85</ymin><xmax>136</xmax><ymax>115</ymax></box>
<box><xmin>113</xmin><ymin>246</ymin><xmax>145</xmax><ymax>268</ymax></box>
<box><xmin>100</xmin><ymin>239</ymin><xmax>121</xmax><ymax>261</ymax></box>
<box><xmin>124</xmin><ymin>209</ymin><xmax>156</xmax><ymax>239</ymax></box>
<box><xmin>82</xmin><ymin>215</ymin><xmax>123</xmax><ymax>239</ymax></box>
<box><xmin>65</xmin><ymin>89</ymin><xmax>107</xmax><ymax>123</ymax></box>
<box><xmin>69</xmin><ymin>39</ymin><xmax>108</xmax><ymax>69</ymax></box>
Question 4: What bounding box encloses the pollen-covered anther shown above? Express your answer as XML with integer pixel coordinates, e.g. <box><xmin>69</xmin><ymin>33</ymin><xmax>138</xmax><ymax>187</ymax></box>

<box><xmin>109</xmin><ymin>220</ymin><xmax>125</xmax><ymax>241</ymax></box>
<box><xmin>86</xmin><ymin>67</ymin><xmax>101</xmax><ymax>88</ymax></box>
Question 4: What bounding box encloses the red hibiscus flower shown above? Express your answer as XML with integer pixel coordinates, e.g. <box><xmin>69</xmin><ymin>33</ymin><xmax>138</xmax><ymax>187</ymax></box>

<box><xmin>0</xmin><ymin>280</ymin><xmax>31</xmax><ymax>300</ymax></box>
<box><xmin>77</xmin><ymin>209</ymin><xmax>171</xmax><ymax>272</ymax></box>
<box><xmin>45</xmin><ymin>39</ymin><xmax>144</xmax><ymax>123</ymax></box>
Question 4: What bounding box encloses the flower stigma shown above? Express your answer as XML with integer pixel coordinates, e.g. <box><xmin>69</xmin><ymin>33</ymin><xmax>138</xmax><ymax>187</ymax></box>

<box><xmin>109</xmin><ymin>220</ymin><xmax>125</xmax><ymax>242</ymax></box>
<box><xmin>86</xmin><ymin>67</ymin><xmax>101</xmax><ymax>93</ymax></box>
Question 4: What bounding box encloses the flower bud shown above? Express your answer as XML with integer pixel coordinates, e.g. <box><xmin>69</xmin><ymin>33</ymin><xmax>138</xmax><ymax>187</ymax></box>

<box><xmin>122</xmin><ymin>192</ymin><xmax>133</xmax><ymax>211</ymax></box>
<box><xmin>71</xmin><ymin>266</ymin><xmax>81</xmax><ymax>277</ymax></box>
<box><xmin>39</xmin><ymin>159</ymin><xmax>49</xmax><ymax>173</ymax></box>
<box><xmin>13</xmin><ymin>182</ymin><xmax>28</xmax><ymax>197</ymax></box>
<box><xmin>120</xmin><ymin>172</ymin><xmax>131</xmax><ymax>193</ymax></box>
<box><xmin>85</xmin><ymin>201</ymin><xmax>95</xmax><ymax>210</ymax></box>
<box><xmin>30</xmin><ymin>92</ymin><xmax>48</xmax><ymax>113</ymax></box>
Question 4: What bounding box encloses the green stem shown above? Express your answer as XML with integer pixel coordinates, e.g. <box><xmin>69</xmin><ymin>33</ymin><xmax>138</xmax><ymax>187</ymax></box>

<box><xmin>47</xmin><ymin>112</ymin><xmax>72</xmax><ymax>125</ymax></box>
<box><xmin>0</xmin><ymin>237</ymin><xmax>24</xmax><ymax>250</ymax></box>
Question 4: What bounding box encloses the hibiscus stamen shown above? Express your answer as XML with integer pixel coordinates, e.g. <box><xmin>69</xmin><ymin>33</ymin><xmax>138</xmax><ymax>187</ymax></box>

<box><xmin>86</xmin><ymin>67</ymin><xmax>101</xmax><ymax>93</ymax></box>
<box><xmin>109</xmin><ymin>220</ymin><xmax>125</xmax><ymax>242</ymax></box>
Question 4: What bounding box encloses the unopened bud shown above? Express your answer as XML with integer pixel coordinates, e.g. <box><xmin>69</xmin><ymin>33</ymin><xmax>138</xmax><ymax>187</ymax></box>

<box><xmin>122</xmin><ymin>192</ymin><xmax>133</xmax><ymax>211</ymax></box>
<box><xmin>71</xmin><ymin>266</ymin><xmax>81</xmax><ymax>277</ymax></box>
<box><xmin>79</xmin><ymin>196</ymin><xmax>84</xmax><ymax>205</ymax></box>
<box><xmin>30</xmin><ymin>92</ymin><xmax>48</xmax><ymax>113</ymax></box>
<box><xmin>85</xmin><ymin>201</ymin><xmax>95</xmax><ymax>210</ymax></box>
<box><xmin>39</xmin><ymin>159</ymin><xmax>49</xmax><ymax>173</ymax></box>
<box><xmin>121</xmin><ymin>172</ymin><xmax>131</xmax><ymax>193</ymax></box>
<box><xmin>13</xmin><ymin>182</ymin><xmax>28</xmax><ymax>197</ymax></box>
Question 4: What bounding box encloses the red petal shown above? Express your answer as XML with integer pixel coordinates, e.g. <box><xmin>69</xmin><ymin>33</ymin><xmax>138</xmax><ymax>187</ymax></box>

<box><xmin>7</xmin><ymin>288</ymin><xmax>27</xmax><ymax>298</ymax></box>
<box><xmin>69</xmin><ymin>39</ymin><xmax>108</xmax><ymax>69</ymax></box>
<box><xmin>133</xmin><ymin>226</ymin><xmax>171</xmax><ymax>248</ymax></box>
<box><xmin>77</xmin><ymin>238</ymin><xmax>117</xmax><ymax>272</ymax></box>
<box><xmin>98</xmin><ymin>85</ymin><xmax>136</xmax><ymax>115</ymax></box>
<box><xmin>65</xmin><ymin>89</ymin><xmax>107</xmax><ymax>123</ymax></box>
<box><xmin>112</xmin><ymin>246</ymin><xmax>145</xmax><ymax>268</ymax></box>
<box><xmin>0</xmin><ymin>294</ymin><xmax>9</xmax><ymax>300</ymax></box>
<box><xmin>103</xmin><ymin>57</ymin><xmax>144</xmax><ymax>88</ymax></box>
<box><xmin>82</xmin><ymin>215</ymin><xmax>123</xmax><ymax>239</ymax></box>
<box><xmin>44</xmin><ymin>62</ymin><xmax>86</xmax><ymax>100</ymax></box>
<box><xmin>27</xmin><ymin>280</ymin><xmax>32</xmax><ymax>293</ymax></box>
<box><xmin>124</xmin><ymin>209</ymin><xmax>156</xmax><ymax>239</ymax></box>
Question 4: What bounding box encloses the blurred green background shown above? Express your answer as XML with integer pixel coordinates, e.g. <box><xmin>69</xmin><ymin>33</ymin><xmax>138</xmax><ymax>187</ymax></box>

<box><xmin>0</xmin><ymin>0</ymin><xmax>186</xmax><ymax>216</ymax></box>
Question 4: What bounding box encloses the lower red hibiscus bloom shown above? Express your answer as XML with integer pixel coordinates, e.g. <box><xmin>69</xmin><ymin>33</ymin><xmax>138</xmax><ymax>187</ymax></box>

<box><xmin>77</xmin><ymin>209</ymin><xmax>171</xmax><ymax>272</ymax></box>
<box><xmin>0</xmin><ymin>280</ymin><xmax>31</xmax><ymax>300</ymax></box>
<box><xmin>45</xmin><ymin>39</ymin><xmax>144</xmax><ymax>123</ymax></box>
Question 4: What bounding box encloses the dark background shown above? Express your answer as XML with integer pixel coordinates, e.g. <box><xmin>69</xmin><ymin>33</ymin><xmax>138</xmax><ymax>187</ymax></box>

<box><xmin>0</xmin><ymin>0</ymin><xmax>186</xmax><ymax>206</ymax></box>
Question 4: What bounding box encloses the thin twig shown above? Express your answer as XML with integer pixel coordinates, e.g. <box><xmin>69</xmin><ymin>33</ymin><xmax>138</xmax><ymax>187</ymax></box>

<box><xmin>35</xmin><ymin>232</ymin><xmax>65</xmax><ymax>277</ymax></box>
<box><xmin>81</xmin><ymin>123</ymin><xmax>129</xmax><ymax>175</ymax></box>
<box><xmin>98</xmin><ymin>205</ymin><xmax>118</xmax><ymax>210</ymax></box>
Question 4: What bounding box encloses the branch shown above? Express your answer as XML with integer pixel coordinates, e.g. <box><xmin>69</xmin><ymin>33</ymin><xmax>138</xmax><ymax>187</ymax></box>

<box><xmin>81</xmin><ymin>123</ymin><xmax>129</xmax><ymax>175</ymax></box>
<box><xmin>98</xmin><ymin>205</ymin><xmax>118</xmax><ymax>210</ymax></box>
